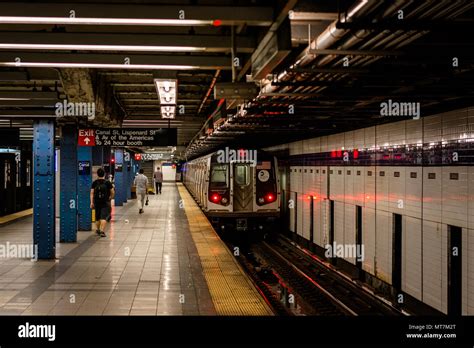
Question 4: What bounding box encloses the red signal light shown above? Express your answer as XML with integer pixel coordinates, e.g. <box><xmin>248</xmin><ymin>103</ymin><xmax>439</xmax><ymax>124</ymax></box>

<box><xmin>264</xmin><ymin>193</ymin><xmax>276</xmax><ymax>203</ymax></box>
<box><xmin>210</xmin><ymin>193</ymin><xmax>221</xmax><ymax>203</ymax></box>
<box><xmin>212</xmin><ymin>19</ymin><xmax>222</xmax><ymax>27</ymax></box>
<box><xmin>111</xmin><ymin>158</ymin><xmax>115</xmax><ymax>163</ymax></box>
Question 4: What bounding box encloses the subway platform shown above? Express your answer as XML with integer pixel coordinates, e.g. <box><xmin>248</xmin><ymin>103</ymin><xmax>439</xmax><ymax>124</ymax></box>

<box><xmin>0</xmin><ymin>183</ymin><xmax>272</xmax><ymax>316</ymax></box>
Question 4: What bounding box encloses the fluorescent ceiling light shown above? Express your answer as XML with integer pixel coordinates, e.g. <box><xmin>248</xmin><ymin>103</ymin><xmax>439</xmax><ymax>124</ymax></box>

<box><xmin>160</xmin><ymin>105</ymin><xmax>176</xmax><ymax>119</ymax></box>
<box><xmin>0</xmin><ymin>97</ymin><xmax>30</xmax><ymax>101</ymax></box>
<box><xmin>0</xmin><ymin>62</ymin><xmax>199</xmax><ymax>70</ymax></box>
<box><xmin>155</xmin><ymin>79</ymin><xmax>177</xmax><ymax>105</ymax></box>
<box><xmin>0</xmin><ymin>16</ymin><xmax>214</xmax><ymax>26</ymax></box>
<box><xmin>0</xmin><ymin>43</ymin><xmax>205</xmax><ymax>52</ymax></box>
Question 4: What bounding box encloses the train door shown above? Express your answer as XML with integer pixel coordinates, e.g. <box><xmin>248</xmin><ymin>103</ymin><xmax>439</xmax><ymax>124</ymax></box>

<box><xmin>448</xmin><ymin>225</ymin><xmax>462</xmax><ymax>315</ymax></box>
<box><xmin>232</xmin><ymin>163</ymin><xmax>253</xmax><ymax>212</ymax></box>
<box><xmin>0</xmin><ymin>153</ymin><xmax>17</xmax><ymax>216</ymax></box>
<box><xmin>392</xmin><ymin>213</ymin><xmax>402</xmax><ymax>291</ymax></box>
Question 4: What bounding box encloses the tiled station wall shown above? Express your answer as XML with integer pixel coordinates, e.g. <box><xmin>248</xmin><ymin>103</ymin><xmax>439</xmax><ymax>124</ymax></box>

<box><xmin>265</xmin><ymin>107</ymin><xmax>474</xmax><ymax>314</ymax></box>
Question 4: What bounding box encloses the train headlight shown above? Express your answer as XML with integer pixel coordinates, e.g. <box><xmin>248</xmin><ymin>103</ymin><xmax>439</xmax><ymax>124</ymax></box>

<box><xmin>221</xmin><ymin>197</ymin><xmax>228</xmax><ymax>204</ymax></box>
<box><xmin>258</xmin><ymin>197</ymin><xmax>265</xmax><ymax>204</ymax></box>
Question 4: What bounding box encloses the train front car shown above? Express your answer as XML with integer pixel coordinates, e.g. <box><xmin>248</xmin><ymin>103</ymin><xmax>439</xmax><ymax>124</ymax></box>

<box><xmin>185</xmin><ymin>149</ymin><xmax>280</xmax><ymax>240</ymax></box>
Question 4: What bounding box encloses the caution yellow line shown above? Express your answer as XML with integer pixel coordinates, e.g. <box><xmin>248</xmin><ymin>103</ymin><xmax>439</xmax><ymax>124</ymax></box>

<box><xmin>177</xmin><ymin>183</ymin><xmax>273</xmax><ymax>316</ymax></box>
<box><xmin>0</xmin><ymin>208</ymin><xmax>33</xmax><ymax>226</ymax></box>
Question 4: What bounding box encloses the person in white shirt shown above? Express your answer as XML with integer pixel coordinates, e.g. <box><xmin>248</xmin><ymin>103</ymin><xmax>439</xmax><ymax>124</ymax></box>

<box><xmin>153</xmin><ymin>167</ymin><xmax>163</xmax><ymax>194</ymax></box>
<box><xmin>134</xmin><ymin>168</ymin><xmax>149</xmax><ymax>214</ymax></box>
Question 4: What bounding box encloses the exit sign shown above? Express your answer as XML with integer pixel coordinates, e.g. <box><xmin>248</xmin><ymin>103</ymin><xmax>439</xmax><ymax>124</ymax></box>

<box><xmin>78</xmin><ymin>129</ymin><xmax>95</xmax><ymax>146</ymax></box>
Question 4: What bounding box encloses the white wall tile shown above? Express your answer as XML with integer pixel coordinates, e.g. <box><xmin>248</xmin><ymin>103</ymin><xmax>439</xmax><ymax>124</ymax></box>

<box><xmin>344</xmin><ymin>203</ymin><xmax>356</xmax><ymax>265</ymax></box>
<box><xmin>388</xmin><ymin>167</ymin><xmax>406</xmax><ymax>214</ymax></box>
<box><xmin>405</xmin><ymin>167</ymin><xmax>422</xmax><ymax>218</ymax></box>
<box><xmin>363</xmin><ymin>207</ymin><xmax>376</xmax><ymax>275</ymax></box>
<box><xmin>422</xmin><ymin>220</ymin><xmax>446</xmax><ymax>313</ymax></box>
<box><xmin>423</xmin><ymin>167</ymin><xmax>442</xmax><ymax>223</ymax></box>
<box><xmin>442</xmin><ymin>166</ymin><xmax>468</xmax><ymax>228</ymax></box>
<box><xmin>375</xmin><ymin>210</ymin><xmax>392</xmax><ymax>284</ymax></box>
<box><xmin>334</xmin><ymin>201</ymin><xmax>345</xmax><ymax>246</ymax></box>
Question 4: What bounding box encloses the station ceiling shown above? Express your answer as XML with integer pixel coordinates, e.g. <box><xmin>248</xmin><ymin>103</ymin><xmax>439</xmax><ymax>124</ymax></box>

<box><xmin>0</xmin><ymin>0</ymin><xmax>473</xmax><ymax>159</ymax></box>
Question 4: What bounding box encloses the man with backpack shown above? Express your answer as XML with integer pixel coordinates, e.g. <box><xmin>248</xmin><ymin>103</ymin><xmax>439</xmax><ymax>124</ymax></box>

<box><xmin>134</xmin><ymin>168</ymin><xmax>149</xmax><ymax>214</ymax></box>
<box><xmin>90</xmin><ymin>168</ymin><xmax>114</xmax><ymax>237</ymax></box>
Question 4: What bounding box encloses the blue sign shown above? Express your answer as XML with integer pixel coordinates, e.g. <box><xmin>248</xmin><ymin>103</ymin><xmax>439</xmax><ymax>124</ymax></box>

<box><xmin>78</xmin><ymin>161</ymin><xmax>91</xmax><ymax>175</ymax></box>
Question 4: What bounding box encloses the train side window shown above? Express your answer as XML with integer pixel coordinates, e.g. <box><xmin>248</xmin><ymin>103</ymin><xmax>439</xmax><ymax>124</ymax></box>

<box><xmin>235</xmin><ymin>164</ymin><xmax>250</xmax><ymax>186</ymax></box>
<box><xmin>210</xmin><ymin>164</ymin><xmax>228</xmax><ymax>187</ymax></box>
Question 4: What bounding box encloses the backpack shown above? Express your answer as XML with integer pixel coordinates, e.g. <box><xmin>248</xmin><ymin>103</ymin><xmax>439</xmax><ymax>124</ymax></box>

<box><xmin>94</xmin><ymin>180</ymin><xmax>109</xmax><ymax>203</ymax></box>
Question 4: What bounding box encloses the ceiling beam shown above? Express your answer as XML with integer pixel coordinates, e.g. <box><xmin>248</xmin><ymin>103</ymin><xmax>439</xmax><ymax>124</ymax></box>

<box><xmin>0</xmin><ymin>99</ymin><xmax>59</xmax><ymax>106</ymax></box>
<box><xmin>0</xmin><ymin>91</ymin><xmax>58</xmax><ymax>99</ymax></box>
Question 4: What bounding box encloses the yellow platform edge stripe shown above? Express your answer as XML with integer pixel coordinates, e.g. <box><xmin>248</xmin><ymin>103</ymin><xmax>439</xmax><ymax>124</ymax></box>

<box><xmin>177</xmin><ymin>183</ymin><xmax>273</xmax><ymax>316</ymax></box>
<box><xmin>0</xmin><ymin>208</ymin><xmax>33</xmax><ymax>226</ymax></box>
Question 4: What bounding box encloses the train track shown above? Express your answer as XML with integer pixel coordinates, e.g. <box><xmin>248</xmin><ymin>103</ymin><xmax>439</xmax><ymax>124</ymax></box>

<box><xmin>233</xmin><ymin>235</ymin><xmax>404</xmax><ymax>316</ymax></box>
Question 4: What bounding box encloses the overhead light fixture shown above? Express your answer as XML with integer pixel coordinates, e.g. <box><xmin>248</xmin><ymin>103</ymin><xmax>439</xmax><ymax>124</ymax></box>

<box><xmin>160</xmin><ymin>105</ymin><xmax>176</xmax><ymax>119</ymax></box>
<box><xmin>154</xmin><ymin>79</ymin><xmax>177</xmax><ymax>105</ymax></box>
<box><xmin>0</xmin><ymin>62</ymin><xmax>199</xmax><ymax>70</ymax></box>
<box><xmin>0</xmin><ymin>16</ymin><xmax>214</xmax><ymax>26</ymax></box>
<box><xmin>154</xmin><ymin>79</ymin><xmax>178</xmax><ymax>119</ymax></box>
<box><xmin>0</xmin><ymin>97</ymin><xmax>30</xmax><ymax>101</ymax></box>
<box><xmin>0</xmin><ymin>43</ymin><xmax>206</xmax><ymax>53</ymax></box>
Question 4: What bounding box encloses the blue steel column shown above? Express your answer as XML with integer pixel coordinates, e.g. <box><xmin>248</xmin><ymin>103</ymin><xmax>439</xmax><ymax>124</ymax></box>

<box><xmin>125</xmin><ymin>152</ymin><xmax>131</xmax><ymax>200</ymax></box>
<box><xmin>77</xmin><ymin>147</ymin><xmax>92</xmax><ymax>230</ymax></box>
<box><xmin>33</xmin><ymin>119</ymin><xmax>56</xmax><ymax>259</ymax></box>
<box><xmin>59</xmin><ymin>126</ymin><xmax>77</xmax><ymax>242</ymax></box>
<box><xmin>114</xmin><ymin>148</ymin><xmax>125</xmax><ymax>206</ymax></box>
<box><xmin>128</xmin><ymin>158</ymin><xmax>134</xmax><ymax>199</ymax></box>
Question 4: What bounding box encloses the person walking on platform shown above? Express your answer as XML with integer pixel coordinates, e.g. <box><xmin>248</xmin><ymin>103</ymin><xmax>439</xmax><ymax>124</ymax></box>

<box><xmin>90</xmin><ymin>168</ymin><xmax>114</xmax><ymax>237</ymax></box>
<box><xmin>153</xmin><ymin>166</ymin><xmax>163</xmax><ymax>194</ymax></box>
<box><xmin>134</xmin><ymin>168</ymin><xmax>149</xmax><ymax>214</ymax></box>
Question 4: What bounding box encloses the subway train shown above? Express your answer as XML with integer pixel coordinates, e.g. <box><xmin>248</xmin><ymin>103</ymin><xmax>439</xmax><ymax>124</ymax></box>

<box><xmin>183</xmin><ymin>148</ymin><xmax>280</xmax><ymax>237</ymax></box>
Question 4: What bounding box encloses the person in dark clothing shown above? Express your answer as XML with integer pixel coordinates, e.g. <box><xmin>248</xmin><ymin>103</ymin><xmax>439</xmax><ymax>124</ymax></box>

<box><xmin>90</xmin><ymin>168</ymin><xmax>115</xmax><ymax>237</ymax></box>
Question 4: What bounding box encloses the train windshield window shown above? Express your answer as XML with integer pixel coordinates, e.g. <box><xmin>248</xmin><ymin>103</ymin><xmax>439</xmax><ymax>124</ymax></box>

<box><xmin>235</xmin><ymin>164</ymin><xmax>250</xmax><ymax>186</ymax></box>
<box><xmin>210</xmin><ymin>164</ymin><xmax>228</xmax><ymax>187</ymax></box>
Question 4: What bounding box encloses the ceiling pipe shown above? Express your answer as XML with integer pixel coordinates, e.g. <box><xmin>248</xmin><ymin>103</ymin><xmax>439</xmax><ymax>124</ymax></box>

<box><xmin>259</xmin><ymin>0</ymin><xmax>380</xmax><ymax>95</ymax></box>
<box><xmin>186</xmin><ymin>0</ymin><xmax>474</xmax><ymax>159</ymax></box>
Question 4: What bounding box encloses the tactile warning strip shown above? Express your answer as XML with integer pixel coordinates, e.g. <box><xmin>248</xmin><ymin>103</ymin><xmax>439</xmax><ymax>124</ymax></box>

<box><xmin>0</xmin><ymin>208</ymin><xmax>33</xmax><ymax>226</ymax></box>
<box><xmin>177</xmin><ymin>184</ymin><xmax>273</xmax><ymax>316</ymax></box>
